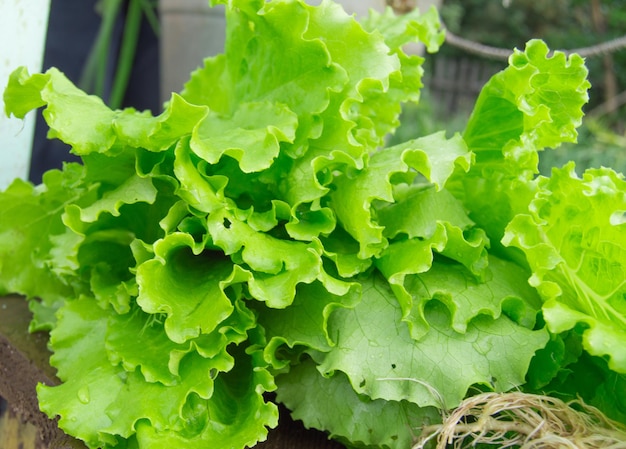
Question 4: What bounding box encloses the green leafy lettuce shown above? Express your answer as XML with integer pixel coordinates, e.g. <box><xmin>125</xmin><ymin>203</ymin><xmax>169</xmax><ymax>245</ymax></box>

<box><xmin>504</xmin><ymin>164</ymin><xmax>626</xmax><ymax>372</ymax></box>
<box><xmin>447</xmin><ymin>40</ymin><xmax>591</xmax><ymax>260</ymax></box>
<box><xmin>503</xmin><ymin>164</ymin><xmax>626</xmax><ymax>422</ymax></box>
<box><xmin>1</xmin><ymin>0</ymin><xmax>623</xmax><ymax>448</ymax></box>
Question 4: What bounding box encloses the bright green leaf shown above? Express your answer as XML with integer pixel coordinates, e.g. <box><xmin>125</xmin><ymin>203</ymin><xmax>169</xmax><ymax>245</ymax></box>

<box><xmin>314</xmin><ymin>272</ymin><xmax>548</xmax><ymax>409</ymax></box>
<box><xmin>276</xmin><ymin>358</ymin><xmax>440</xmax><ymax>449</ymax></box>
<box><xmin>191</xmin><ymin>101</ymin><xmax>298</xmax><ymax>173</ymax></box>
<box><xmin>136</xmin><ymin>232</ymin><xmax>236</xmax><ymax>344</ymax></box>
<box><xmin>504</xmin><ymin>163</ymin><xmax>626</xmax><ymax>372</ymax></box>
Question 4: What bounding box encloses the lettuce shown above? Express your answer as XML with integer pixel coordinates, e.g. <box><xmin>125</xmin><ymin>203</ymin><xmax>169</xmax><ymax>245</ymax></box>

<box><xmin>309</xmin><ymin>270</ymin><xmax>547</xmax><ymax>409</ymax></box>
<box><xmin>275</xmin><ymin>358</ymin><xmax>440</xmax><ymax>449</ymax></box>
<box><xmin>504</xmin><ymin>163</ymin><xmax>626</xmax><ymax>372</ymax></box>
<box><xmin>447</xmin><ymin>40</ymin><xmax>591</xmax><ymax>260</ymax></box>
<box><xmin>1</xmin><ymin>0</ymin><xmax>622</xmax><ymax>448</ymax></box>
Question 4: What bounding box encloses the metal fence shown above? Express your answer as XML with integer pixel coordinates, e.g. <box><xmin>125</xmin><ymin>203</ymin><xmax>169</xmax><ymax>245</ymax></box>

<box><xmin>425</xmin><ymin>56</ymin><xmax>505</xmax><ymax>116</ymax></box>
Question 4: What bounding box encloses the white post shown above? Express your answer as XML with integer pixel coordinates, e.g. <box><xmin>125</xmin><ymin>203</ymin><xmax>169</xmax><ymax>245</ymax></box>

<box><xmin>0</xmin><ymin>0</ymin><xmax>51</xmax><ymax>189</ymax></box>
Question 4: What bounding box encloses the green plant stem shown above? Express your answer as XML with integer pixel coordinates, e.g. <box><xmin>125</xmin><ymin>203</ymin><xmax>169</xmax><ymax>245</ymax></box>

<box><xmin>109</xmin><ymin>0</ymin><xmax>143</xmax><ymax>109</ymax></box>
<box><xmin>79</xmin><ymin>0</ymin><xmax>124</xmax><ymax>97</ymax></box>
<box><xmin>138</xmin><ymin>0</ymin><xmax>160</xmax><ymax>37</ymax></box>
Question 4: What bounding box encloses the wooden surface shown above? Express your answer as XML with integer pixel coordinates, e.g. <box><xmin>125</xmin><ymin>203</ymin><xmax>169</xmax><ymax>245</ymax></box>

<box><xmin>0</xmin><ymin>295</ymin><xmax>345</xmax><ymax>449</ymax></box>
<box><xmin>0</xmin><ymin>398</ymin><xmax>46</xmax><ymax>449</ymax></box>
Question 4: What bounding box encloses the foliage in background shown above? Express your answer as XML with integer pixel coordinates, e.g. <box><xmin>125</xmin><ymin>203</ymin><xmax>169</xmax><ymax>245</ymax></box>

<box><xmin>539</xmin><ymin>118</ymin><xmax>626</xmax><ymax>175</ymax></box>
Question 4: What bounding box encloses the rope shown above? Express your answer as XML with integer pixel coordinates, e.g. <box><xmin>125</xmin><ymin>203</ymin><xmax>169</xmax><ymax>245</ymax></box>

<box><xmin>569</xmin><ymin>35</ymin><xmax>626</xmax><ymax>58</ymax></box>
<box><xmin>443</xmin><ymin>29</ymin><xmax>512</xmax><ymax>61</ymax></box>
<box><xmin>443</xmin><ymin>27</ymin><xmax>626</xmax><ymax>61</ymax></box>
<box><xmin>385</xmin><ymin>0</ymin><xmax>626</xmax><ymax>59</ymax></box>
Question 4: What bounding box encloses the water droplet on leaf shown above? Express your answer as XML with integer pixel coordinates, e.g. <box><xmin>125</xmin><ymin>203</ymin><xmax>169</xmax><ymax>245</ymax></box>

<box><xmin>77</xmin><ymin>386</ymin><xmax>90</xmax><ymax>404</ymax></box>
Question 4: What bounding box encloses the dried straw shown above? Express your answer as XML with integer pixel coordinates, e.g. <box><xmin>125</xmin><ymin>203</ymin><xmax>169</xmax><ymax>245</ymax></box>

<box><xmin>413</xmin><ymin>392</ymin><xmax>626</xmax><ymax>449</ymax></box>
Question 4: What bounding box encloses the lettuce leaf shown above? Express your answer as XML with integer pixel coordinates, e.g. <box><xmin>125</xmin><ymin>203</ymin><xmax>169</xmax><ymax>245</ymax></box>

<box><xmin>4</xmin><ymin>67</ymin><xmax>118</xmax><ymax>155</ymax></box>
<box><xmin>311</xmin><ymin>271</ymin><xmax>548</xmax><ymax>410</ymax></box>
<box><xmin>448</xmin><ymin>40</ymin><xmax>591</xmax><ymax>255</ymax></box>
<box><xmin>504</xmin><ymin>163</ymin><xmax>626</xmax><ymax>373</ymax></box>
<box><xmin>275</xmin><ymin>358</ymin><xmax>440</xmax><ymax>449</ymax></box>
<box><xmin>37</xmin><ymin>292</ymin><xmax>275</xmax><ymax>449</ymax></box>
<box><xmin>331</xmin><ymin>131</ymin><xmax>471</xmax><ymax>259</ymax></box>
<box><xmin>0</xmin><ymin>165</ymin><xmax>96</xmax><ymax>329</ymax></box>
<box><xmin>131</xmin><ymin>345</ymin><xmax>278</xmax><ymax>449</ymax></box>
<box><xmin>135</xmin><ymin>232</ymin><xmax>237</xmax><ymax>344</ymax></box>
<box><xmin>256</xmin><ymin>278</ymin><xmax>361</xmax><ymax>369</ymax></box>
<box><xmin>377</xmin><ymin>253</ymin><xmax>541</xmax><ymax>340</ymax></box>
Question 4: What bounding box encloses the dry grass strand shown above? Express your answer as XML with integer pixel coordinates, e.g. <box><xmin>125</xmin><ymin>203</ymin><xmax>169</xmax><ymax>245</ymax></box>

<box><xmin>413</xmin><ymin>392</ymin><xmax>626</xmax><ymax>449</ymax></box>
